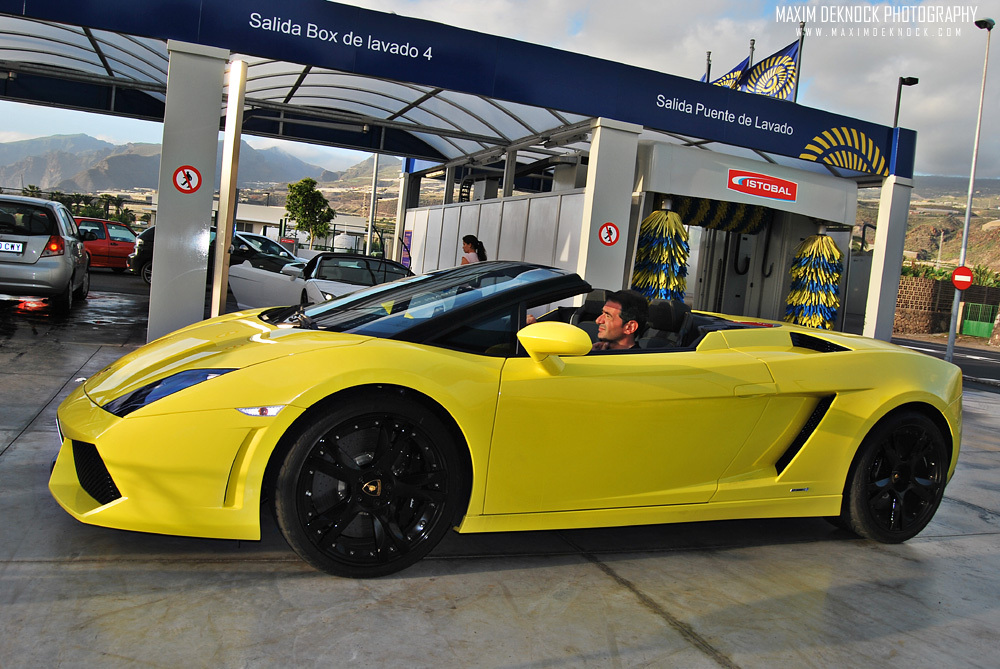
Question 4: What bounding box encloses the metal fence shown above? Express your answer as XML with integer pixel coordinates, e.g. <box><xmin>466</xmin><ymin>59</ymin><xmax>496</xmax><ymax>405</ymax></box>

<box><xmin>961</xmin><ymin>302</ymin><xmax>1000</xmax><ymax>338</ymax></box>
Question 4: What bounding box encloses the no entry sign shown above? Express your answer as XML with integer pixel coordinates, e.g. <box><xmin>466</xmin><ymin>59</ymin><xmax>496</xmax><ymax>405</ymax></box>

<box><xmin>951</xmin><ymin>265</ymin><xmax>974</xmax><ymax>291</ymax></box>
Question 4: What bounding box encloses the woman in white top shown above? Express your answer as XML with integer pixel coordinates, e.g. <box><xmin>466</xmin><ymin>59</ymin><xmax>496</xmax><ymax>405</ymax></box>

<box><xmin>461</xmin><ymin>234</ymin><xmax>488</xmax><ymax>264</ymax></box>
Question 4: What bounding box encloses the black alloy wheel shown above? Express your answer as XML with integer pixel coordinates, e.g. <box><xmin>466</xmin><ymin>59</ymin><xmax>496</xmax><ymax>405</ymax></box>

<box><xmin>140</xmin><ymin>260</ymin><xmax>153</xmax><ymax>285</ymax></box>
<box><xmin>275</xmin><ymin>394</ymin><xmax>461</xmax><ymax>577</ymax></box>
<box><xmin>842</xmin><ymin>411</ymin><xmax>948</xmax><ymax>543</ymax></box>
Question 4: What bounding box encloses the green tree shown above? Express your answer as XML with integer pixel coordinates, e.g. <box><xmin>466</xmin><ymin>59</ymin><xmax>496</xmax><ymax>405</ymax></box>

<box><xmin>70</xmin><ymin>193</ymin><xmax>91</xmax><ymax>214</ymax></box>
<box><xmin>98</xmin><ymin>193</ymin><xmax>116</xmax><ymax>217</ymax></box>
<box><xmin>285</xmin><ymin>178</ymin><xmax>336</xmax><ymax>249</ymax></box>
<box><xmin>116</xmin><ymin>207</ymin><xmax>137</xmax><ymax>226</ymax></box>
<box><xmin>21</xmin><ymin>185</ymin><xmax>43</xmax><ymax>198</ymax></box>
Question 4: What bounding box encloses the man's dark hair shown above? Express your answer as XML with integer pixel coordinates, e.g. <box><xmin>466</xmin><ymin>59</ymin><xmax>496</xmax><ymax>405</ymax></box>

<box><xmin>607</xmin><ymin>289</ymin><xmax>648</xmax><ymax>332</ymax></box>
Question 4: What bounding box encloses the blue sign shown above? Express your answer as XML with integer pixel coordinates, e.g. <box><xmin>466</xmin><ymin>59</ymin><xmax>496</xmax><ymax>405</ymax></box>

<box><xmin>3</xmin><ymin>0</ymin><xmax>915</xmax><ymax>177</ymax></box>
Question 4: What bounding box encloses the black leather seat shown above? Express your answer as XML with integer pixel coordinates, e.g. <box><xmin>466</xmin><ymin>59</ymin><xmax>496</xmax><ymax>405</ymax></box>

<box><xmin>638</xmin><ymin>299</ymin><xmax>693</xmax><ymax>350</ymax></box>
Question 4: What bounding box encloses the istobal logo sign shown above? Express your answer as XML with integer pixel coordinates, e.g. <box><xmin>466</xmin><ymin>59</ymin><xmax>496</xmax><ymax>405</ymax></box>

<box><xmin>727</xmin><ymin>170</ymin><xmax>798</xmax><ymax>201</ymax></box>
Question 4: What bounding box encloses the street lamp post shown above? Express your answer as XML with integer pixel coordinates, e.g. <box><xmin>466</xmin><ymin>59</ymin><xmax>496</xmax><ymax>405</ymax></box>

<box><xmin>946</xmin><ymin>17</ymin><xmax>994</xmax><ymax>363</ymax></box>
<box><xmin>893</xmin><ymin>76</ymin><xmax>919</xmax><ymax>126</ymax></box>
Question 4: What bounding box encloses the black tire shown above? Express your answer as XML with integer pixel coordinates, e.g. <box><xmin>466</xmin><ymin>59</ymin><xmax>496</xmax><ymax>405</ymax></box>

<box><xmin>140</xmin><ymin>260</ymin><xmax>153</xmax><ymax>285</ymax></box>
<box><xmin>274</xmin><ymin>392</ymin><xmax>461</xmax><ymax>577</ymax></box>
<box><xmin>51</xmin><ymin>279</ymin><xmax>73</xmax><ymax>312</ymax></box>
<box><xmin>841</xmin><ymin>411</ymin><xmax>948</xmax><ymax>543</ymax></box>
<box><xmin>73</xmin><ymin>266</ymin><xmax>90</xmax><ymax>301</ymax></box>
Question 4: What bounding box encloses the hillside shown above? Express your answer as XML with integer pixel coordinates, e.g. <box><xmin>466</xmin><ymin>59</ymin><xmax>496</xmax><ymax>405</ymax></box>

<box><xmin>857</xmin><ymin>179</ymin><xmax>1000</xmax><ymax>271</ymax></box>
<box><xmin>0</xmin><ymin>135</ymin><xmax>327</xmax><ymax>191</ymax></box>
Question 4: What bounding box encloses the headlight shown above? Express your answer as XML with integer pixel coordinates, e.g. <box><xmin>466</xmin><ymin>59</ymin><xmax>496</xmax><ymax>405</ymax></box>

<box><xmin>102</xmin><ymin>369</ymin><xmax>236</xmax><ymax>417</ymax></box>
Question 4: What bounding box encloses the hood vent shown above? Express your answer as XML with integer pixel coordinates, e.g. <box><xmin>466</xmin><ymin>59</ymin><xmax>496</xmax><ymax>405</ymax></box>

<box><xmin>790</xmin><ymin>332</ymin><xmax>850</xmax><ymax>353</ymax></box>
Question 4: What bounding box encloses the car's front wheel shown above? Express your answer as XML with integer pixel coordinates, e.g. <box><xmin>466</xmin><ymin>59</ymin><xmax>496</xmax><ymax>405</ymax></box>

<box><xmin>274</xmin><ymin>391</ymin><xmax>462</xmax><ymax>577</ymax></box>
<box><xmin>841</xmin><ymin>410</ymin><xmax>948</xmax><ymax>543</ymax></box>
<box><xmin>140</xmin><ymin>260</ymin><xmax>153</xmax><ymax>285</ymax></box>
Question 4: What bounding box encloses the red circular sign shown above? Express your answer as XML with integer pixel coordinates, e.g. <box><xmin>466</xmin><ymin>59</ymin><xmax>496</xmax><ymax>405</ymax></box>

<box><xmin>172</xmin><ymin>165</ymin><xmax>202</xmax><ymax>194</ymax></box>
<box><xmin>598</xmin><ymin>222</ymin><xmax>620</xmax><ymax>246</ymax></box>
<box><xmin>951</xmin><ymin>266</ymin><xmax>974</xmax><ymax>291</ymax></box>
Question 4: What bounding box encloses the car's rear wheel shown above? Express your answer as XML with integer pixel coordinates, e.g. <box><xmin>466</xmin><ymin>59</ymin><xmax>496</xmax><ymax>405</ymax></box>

<box><xmin>842</xmin><ymin>411</ymin><xmax>948</xmax><ymax>543</ymax></box>
<box><xmin>73</xmin><ymin>267</ymin><xmax>90</xmax><ymax>300</ymax></box>
<box><xmin>51</xmin><ymin>279</ymin><xmax>73</xmax><ymax>312</ymax></box>
<box><xmin>274</xmin><ymin>392</ymin><xmax>461</xmax><ymax>577</ymax></box>
<box><xmin>140</xmin><ymin>260</ymin><xmax>152</xmax><ymax>284</ymax></box>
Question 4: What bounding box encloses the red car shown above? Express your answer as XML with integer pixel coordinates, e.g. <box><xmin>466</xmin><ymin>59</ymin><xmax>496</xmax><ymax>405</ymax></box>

<box><xmin>75</xmin><ymin>217</ymin><xmax>137</xmax><ymax>272</ymax></box>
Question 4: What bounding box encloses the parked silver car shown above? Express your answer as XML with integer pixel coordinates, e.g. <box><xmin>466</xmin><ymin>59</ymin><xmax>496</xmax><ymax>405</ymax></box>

<box><xmin>0</xmin><ymin>194</ymin><xmax>90</xmax><ymax>310</ymax></box>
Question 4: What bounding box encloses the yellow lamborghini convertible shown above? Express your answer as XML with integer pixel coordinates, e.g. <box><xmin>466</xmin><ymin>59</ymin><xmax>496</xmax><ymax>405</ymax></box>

<box><xmin>50</xmin><ymin>261</ymin><xmax>962</xmax><ymax>577</ymax></box>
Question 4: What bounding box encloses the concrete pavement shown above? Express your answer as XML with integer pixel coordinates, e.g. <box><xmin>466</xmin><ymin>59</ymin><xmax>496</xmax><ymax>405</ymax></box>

<box><xmin>2</xmin><ymin>284</ymin><xmax>999</xmax><ymax>668</ymax></box>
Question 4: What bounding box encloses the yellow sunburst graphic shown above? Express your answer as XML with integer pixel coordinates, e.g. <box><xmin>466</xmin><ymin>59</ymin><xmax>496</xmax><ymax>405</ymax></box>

<box><xmin>798</xmin><ymin>127</ymin><xmax>889</xmax><ymax>176</ymax></box>
<box><xmin>712</xmin><ymin>70</ymin><xmax>742</xmax><ymax>89</ymax></box>
<box><xmin>743</xmin><ymin>55</ymin><xmax>797</xmax><ymax>98</ymax></box>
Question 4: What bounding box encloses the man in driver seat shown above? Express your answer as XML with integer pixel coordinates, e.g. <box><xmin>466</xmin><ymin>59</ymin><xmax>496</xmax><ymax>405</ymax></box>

<box><xmin>592</xmin><ymin>290</ymin><xmax>647</xmax><ymax>351</ymax></box>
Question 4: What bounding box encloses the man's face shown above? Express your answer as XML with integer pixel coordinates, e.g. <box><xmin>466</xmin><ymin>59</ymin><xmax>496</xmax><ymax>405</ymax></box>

<box><xmin>596</xmin><ymin>300</ymin><xmax>628</xmax><ymax>343</ymax></box>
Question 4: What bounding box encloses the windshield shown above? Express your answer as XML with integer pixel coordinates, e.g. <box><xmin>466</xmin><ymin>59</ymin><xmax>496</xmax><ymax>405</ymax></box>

<box><xmin>241</xmin><ymin>234</ymin><xmax>293</xmax><ymax>258</ymax></box>
<box><xmin>276</xmin><ymin>262</ymin><xmax>569</xmax><ymax>338</ymax></box>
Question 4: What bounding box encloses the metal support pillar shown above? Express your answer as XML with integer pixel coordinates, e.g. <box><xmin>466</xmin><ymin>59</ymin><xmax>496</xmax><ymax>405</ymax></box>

<box><xmin>502</xmin><ymin>150</ymin><xmax>517</xmax><ymax>197</ymax></box>
<box><xmin>147</xmin><ymin>40</ymin><xmax>228</xmax><ymax>342</ymax></box>
<box><xmin>210</xmin><ymin>59</ymin><xmax>246</xmax><ymax>318</ymax></box>
<box><xmin>394</xmin><ymin>172</ymin><xmax>420</xmax><ymax>263</ymax></box>
<box><xmin>862</xmin><ymin>175</ymin><xmax>913</xmax><ymax>340</ymax></box>
<box><xmin>578</xmin><ymin>117</ymin><xmax>642</xmax><ymax>290</ymax></box>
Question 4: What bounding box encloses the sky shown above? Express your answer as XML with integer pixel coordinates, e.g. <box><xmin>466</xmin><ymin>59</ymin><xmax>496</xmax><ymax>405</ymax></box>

<box><xmin>1</xmin><ymin>0</ymin><xmax>998</xmax><ymax>178</ymax></box>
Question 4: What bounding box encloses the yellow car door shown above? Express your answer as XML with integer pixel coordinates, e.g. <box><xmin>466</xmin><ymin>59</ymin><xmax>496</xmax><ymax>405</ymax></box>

<box><xmin>484</xmin><ymin>347</ymin><xmax>776</xmax><ymax>514</ymax></box>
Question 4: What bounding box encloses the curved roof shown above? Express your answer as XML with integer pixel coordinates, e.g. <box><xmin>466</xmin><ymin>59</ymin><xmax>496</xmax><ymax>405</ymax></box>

<box><xmin>0</xmin><ymin>14</ymin><xmax>596</xmax><ymax>169</ymax></box>
<box><xmin>0</xmin><ymin>11</ymin><xmax>891</xmax><ymax>185</ymax></box>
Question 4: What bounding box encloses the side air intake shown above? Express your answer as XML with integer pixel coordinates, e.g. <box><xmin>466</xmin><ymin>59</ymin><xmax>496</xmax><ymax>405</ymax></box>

<box><xmin>790</xmin><ymin>332</ymin><xmax>850</xmax><ymax>353</ymax></box>
<box><xmin>775</xmin><ymin>395</ymin><xmax>835</xmax><ymax>474</ymax></box>
<box><xmin>73</xmin><ymin>441</ymin><xmax>122</xmax><ymax>505</ymax></box>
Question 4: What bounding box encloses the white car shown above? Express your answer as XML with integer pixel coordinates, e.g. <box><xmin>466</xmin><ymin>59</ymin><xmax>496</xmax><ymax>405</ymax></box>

<box><xmin>227</xmin><ymin>251</ymin><xmax>412</xmax><ymax>309</ymax></box>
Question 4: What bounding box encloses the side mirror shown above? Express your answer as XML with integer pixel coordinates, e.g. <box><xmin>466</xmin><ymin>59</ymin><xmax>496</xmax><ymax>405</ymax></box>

<box><xmin>517</xmin><ymin>322</ymin><xmax>592</xmax><ymax>374</ymax></box>
<box><xmin>280</xmin><ymin>264</ymin><xmax>304</xmax><ymax>279</ymax></box>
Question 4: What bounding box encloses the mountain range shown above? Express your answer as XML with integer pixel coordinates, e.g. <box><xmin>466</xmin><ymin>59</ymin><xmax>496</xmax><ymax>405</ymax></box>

<box><xmin>0</xmin><ymin>134</ymin><xmax>390</xmax><ymax>192</ymax></box>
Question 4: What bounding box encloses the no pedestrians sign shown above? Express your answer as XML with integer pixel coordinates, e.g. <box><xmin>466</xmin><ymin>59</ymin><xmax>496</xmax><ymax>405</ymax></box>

<box><xmin>172</xmin><ymin>165</ymin><xmax>202</xmax><ymax>194</ymax></box>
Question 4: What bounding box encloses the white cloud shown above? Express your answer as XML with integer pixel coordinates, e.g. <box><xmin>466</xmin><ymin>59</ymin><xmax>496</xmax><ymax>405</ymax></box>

<box><xmin>0</xmin><ymin>131</ymin><xmax>34</xmax><ymax>143</ymax></box>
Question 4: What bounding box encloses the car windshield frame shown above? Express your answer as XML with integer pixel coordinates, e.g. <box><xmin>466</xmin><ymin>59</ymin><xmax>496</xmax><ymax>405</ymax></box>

<box><xmin>267</xmin><ymin>261</ymin><xmax>587</xmax><ymax>341</ymax></box>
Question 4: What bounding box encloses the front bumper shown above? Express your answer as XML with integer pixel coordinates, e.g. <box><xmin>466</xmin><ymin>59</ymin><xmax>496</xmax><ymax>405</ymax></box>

<box><xmin>49</xmin><ymin>382</ymin><xmax>302</xmax><ymax>540</ymax></box>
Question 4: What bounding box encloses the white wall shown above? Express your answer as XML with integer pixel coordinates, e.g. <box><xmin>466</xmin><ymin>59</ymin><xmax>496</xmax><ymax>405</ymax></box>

<box><xmin>403</xmin><ymin>190</ymin><xmax>586</xmax><ymax>274</ymax></box>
